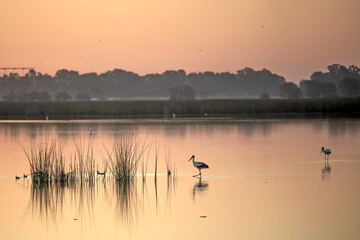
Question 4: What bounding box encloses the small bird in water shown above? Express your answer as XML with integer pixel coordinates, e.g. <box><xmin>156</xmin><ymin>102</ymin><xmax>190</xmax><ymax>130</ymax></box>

<box><xmin>188</xmin><ymin>155</ymin><xmax>209</xmax><ymax>177</ymax></box>
<box><xmin>23</xmin><ymin>174</ymin><xmax>28</xmax><ymax>178</ymax></box>
<box><xmin>320</xmin><ymin>146</ymin><xmax>331</xmax><ymax>160</ymax></box>
<box><xmin>15</xmin><ymin>176</ymin><xmax>20</xmax><ymax>180</ymax></box>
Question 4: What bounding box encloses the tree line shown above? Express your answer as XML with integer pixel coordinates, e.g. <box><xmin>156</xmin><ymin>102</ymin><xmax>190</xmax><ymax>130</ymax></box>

<box><xmin>0</xmin><ymin>64</ymin><xmax>359</xmax><ymax>101</ymax></box>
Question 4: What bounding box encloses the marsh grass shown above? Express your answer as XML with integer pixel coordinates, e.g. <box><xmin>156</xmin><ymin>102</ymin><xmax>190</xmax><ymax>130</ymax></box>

<box><xmin>154</xmin><ymin>143</ymin><xmax>159</xmax><ymax>179</ymax></box>
<box><xmin>71</xmin><ymin>134</ymin><xmax>96</xmax><ymax>181</ymax></box>
<box><xmin>101</xmin><ymin>132</ymin><xmax>148</xmax><ymax>182</ymax></box>
<box><xmin>141</xmin><ymin>145</ymin><xmax>151</xmax><ymax>182</ymax></box>
<box><xmin>3</xmin><ymin>98</ymin><xmax>360</xmax><ymax>120</ymax></box>
<box><xmin>164</xmin><ymin>144</ymin><xmax>176</xmax><ymax>177</ymax></box>
<box><xmin>21</xmin><ymin>134</ymin><xmax>97</xmax><ymax>184</ymax></box>
<box><xmin>22</xmin><ymin>132</ymin><xmax>174</xmax><ymax>187</ymax></box>
<box><xmin>20</xmin><ymin>137</ymin><xmax>67</xmax><ymax>184</ymax></box>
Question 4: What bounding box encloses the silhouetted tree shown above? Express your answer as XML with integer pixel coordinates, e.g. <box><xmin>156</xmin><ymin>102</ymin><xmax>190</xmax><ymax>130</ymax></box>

<box><xmin>28</xmin><ymin>69</ymin><xmax>36</xmax><ymax>78</ymax></box>
<box><xmin>300</xmin><ymin>80</ymin><xmax>337</xmax><ymax>98</ymax></box>
<box><xmin>280</xmin><ymin>82</ymin><xmax>301</xmax><ymax>99</ymax></box>
<box><xmin>338</xmin><ymin>78</ymin><xmax>360</xmax><ymax>96</ymax></box>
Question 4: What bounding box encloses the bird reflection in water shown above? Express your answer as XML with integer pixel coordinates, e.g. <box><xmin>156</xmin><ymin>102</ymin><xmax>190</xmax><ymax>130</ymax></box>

<box><xmin>321</xmin><ymin>158</ymin><xmax>332</xmax><ymax>180</ymax></box>
<box><xmin>192</xmin><ymin>178</ymin><xmax>209</xmax><ymax>200</ymax></box>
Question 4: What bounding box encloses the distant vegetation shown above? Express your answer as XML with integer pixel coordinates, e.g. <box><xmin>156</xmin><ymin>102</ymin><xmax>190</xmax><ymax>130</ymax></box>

<box><xmin>1</xmin><ymin>64</ymin><xmax>359</xmax><ymax>101</ymax></box>
<box><xmin>1</xmin><ymin>98</ymin><xmax>359</xmax><ymax>119</ymax></box>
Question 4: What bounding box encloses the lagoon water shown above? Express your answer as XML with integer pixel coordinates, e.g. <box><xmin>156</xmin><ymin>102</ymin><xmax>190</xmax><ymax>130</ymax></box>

<box><xmin>0</xmin><ymin>118</ymin><xmax>359</xmax><ymax>240</ymax></box>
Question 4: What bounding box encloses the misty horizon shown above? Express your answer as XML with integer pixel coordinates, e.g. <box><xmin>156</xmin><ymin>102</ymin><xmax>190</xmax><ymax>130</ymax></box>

<box><xmin>0</xmin><ymin>63</ymin><xmax>359</xmax><ymax>101</ymax></box>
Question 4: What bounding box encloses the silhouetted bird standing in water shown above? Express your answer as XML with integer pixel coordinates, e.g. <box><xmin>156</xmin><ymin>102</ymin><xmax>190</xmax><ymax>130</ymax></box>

<box><xmin>321</xmin><ymin>147</ymin><xmax>331</xmax><ymax>160</ymax></box>
<box><xmin>188</xmin><ymin>155</ymin><xmax>209</xmax><ymax>177</ymax></box>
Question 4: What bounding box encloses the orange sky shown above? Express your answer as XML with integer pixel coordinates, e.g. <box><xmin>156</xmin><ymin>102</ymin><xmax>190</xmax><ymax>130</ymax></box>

<box><xmin>1</xmin><ymin>0</ymin><xmax>360</xmax><ymax>82</ymax></box>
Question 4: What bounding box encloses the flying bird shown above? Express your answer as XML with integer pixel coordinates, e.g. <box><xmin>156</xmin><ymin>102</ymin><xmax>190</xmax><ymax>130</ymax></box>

<box><xmin>188</xmin><ymin>155</ymin><xmax>209</xmax><ymax>177</ymax></box>
<box><xmin>320</xmin><ymin>146</ymin><xmax>331</xmax><ymax>160</ymax></box>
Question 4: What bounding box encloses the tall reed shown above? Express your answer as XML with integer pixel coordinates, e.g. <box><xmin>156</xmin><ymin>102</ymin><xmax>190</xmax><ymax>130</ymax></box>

<box><xmin>101</xmin><ymin>132</ymin><xmax>148</xmax><ymax>182</ymax></box>
<box><xmin>164</xmin><ymin>144</ymin><xmax>172</xmax><ymax>176</ymax></box>
<box><xmin>154</xmin><ymin>143</ymin><xmax>159</xmax><ymax>179</ymax></box>
<box><xmin>72</xmin><ymin>134</ymin><xmax>95</xmax><ymax>181</ymax></box>
<box><xmin>141</xmin><ymin>144</ymin><xmax>151</xmax><ymax>182</ymax></box>
<box><xmin>20</xmin><ymin>137</ymin><xmax>67</xmax><ymax>183</ymax></box>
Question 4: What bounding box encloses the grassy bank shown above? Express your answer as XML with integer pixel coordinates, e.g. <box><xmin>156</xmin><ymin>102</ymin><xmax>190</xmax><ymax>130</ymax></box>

<box><xmin>1</xmin><ymin>98</ymin><xmax>359</xmax><ymax>119</ymax></box>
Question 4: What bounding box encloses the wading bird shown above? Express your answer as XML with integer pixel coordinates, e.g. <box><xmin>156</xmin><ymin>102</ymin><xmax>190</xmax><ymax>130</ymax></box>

<box><xmin>321</xmin><ymin>147</ymin><xmax>331</xmax><ymax>160</ymax></box>
<box><xmin>188</xmin><ymin>155</ymin><xmax>209</xmax><ymax>177</ymax></box>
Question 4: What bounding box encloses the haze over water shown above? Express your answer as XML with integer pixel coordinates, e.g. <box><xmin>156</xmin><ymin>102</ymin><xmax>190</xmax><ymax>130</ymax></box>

<box><xmin>0</xmin><ymin>118</ymin><xmax>359</xmax><ymax>239</ymax></box>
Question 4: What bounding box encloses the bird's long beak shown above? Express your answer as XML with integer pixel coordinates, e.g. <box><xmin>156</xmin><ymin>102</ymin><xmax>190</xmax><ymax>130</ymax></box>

<box><xmin>188</xmin><ymin>156</ymin><xmax>192</xmax><ymax>162</ymax></box>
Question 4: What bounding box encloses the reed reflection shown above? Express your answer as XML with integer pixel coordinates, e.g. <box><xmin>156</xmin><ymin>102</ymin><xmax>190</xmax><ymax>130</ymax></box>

<box><xmin>30</xmin><ymin>182</ymin><xmax>66</xmax><ymax>225</ymax></box>
<box><xmin>166</xmin><ymin>174</ymin><xmax>177</xmax><ymax>214</ymax></box>
<box><xmin>113</xmin><ymin>180</ymin><xmax>138</xmax><ymax>227</ymax></box>
<box><xmin>29</xmin><ymin>181</ymin><xmax>96</xmax><ymax>225</ymax></box>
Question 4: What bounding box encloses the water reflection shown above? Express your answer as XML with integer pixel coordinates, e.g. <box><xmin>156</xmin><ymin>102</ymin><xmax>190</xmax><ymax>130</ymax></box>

<box><xmin>28</xmin><ymin>177</ymin><xmax>178</xmax><ymax>232</ymax></box>
<box><xmin>192</xmin><ymin>178</ymin><xmax>209</xmax><ymax>199</ymax></box>
<box><xmin>321</xmin><ymin>159</ymin><xmax>332</xmax><ymax>180</ymax></box>
<box><xmin>29</xmin><ymin>181</ymin><xmax>96</xmax><ymax>226</ymax></box>
<box><xmin>113</xmin><ymin>180</ymin><xmax>138</xmax><ymax>227</ymax></box>
<box><xmin>2</xmin><ymin>120</ymin><xmax>360</xmax><ymax>147</ymax></box>
<box><xmin>29</xmin><ymin>182</ymin><xmax>67</xmax><ymax>228</ymax></box>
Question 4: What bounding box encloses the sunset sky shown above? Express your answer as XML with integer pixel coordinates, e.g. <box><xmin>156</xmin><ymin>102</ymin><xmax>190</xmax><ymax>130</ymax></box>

<box><xmin>1</xmin><ymin>0</ymin><xmax>359</xmax><ymax>83</ymax></box>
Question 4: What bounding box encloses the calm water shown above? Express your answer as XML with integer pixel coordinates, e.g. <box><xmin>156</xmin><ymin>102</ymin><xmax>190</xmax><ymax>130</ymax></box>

<box><xmin>0</xmin><ymin>119</ymin><xmax>359</xmax><ymax>240</ymax></box>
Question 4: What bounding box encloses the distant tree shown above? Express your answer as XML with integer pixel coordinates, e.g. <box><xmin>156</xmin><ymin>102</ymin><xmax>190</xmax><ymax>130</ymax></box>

<box><xmin>168</xmin><ymin>85</ymin><xmax>196</xmax><ymax>100</ymax></box>
<box><xmin>55</xmin><ymin>69</ymin><xmax>80</xmax><ymax>80</ymax></box>
<box><xmin>29</xmin><ymin>91</ymin><xmax>51</xmax><ymax>101</ymax></box>
<box><xmin>300</xmin><ymin>80</ymin><xmax>337</xmax><ymax>98</ymax></box>
<box><xmin>338</xmin><ymin>78</ymin><xmax>360</xmax><ymax>97</ymax></box>
<box><xmin>75</xmin><ymin>93</ymin><xmax>90</xmax><ymax>101</ymax></box>
<box><xmin>260</xmin><ymin>92</ymin><xmax>270</xmax><ymax>100</ymax></box>
<box><xmin>55</xmin><ymin>91</ymin><xmax>72</xmax><ymax>101</ymax></box>
<box><xmin>28</xmin><ymin>69</ymin><xmax>36</xmax><ymax>78</ymax></box>
<box><xmin>280</xmin><ymin>82</ymin><xmax>301</xmax><ymax>99</ymax></box>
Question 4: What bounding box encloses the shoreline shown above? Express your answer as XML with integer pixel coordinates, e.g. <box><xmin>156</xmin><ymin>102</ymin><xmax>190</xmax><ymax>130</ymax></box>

<box><xmin>0</xmin><ymin>98</ymin><xmax>359</xmax><ymax>120</ymax></box>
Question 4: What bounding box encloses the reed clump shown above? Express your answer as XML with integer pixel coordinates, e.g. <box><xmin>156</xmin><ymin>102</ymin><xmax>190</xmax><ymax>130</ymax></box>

<box><xmin>21</xmin><ymin>138</ymin><xmax>67</xmax><ymax>184</ymax></box>
<box><xmin>101</xmin><ymin>133</ymin><xmax>148</xmax><ymax>182</ymax></box>
<box><xmin>70</xmin><ymin>135</ymin><xmax>96</xmax><ymax>181</ymax></box>
<box><xmin>21</xmin><ymin>135</ymin><xmax>96</xmax><ymax>184</ymax></box>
